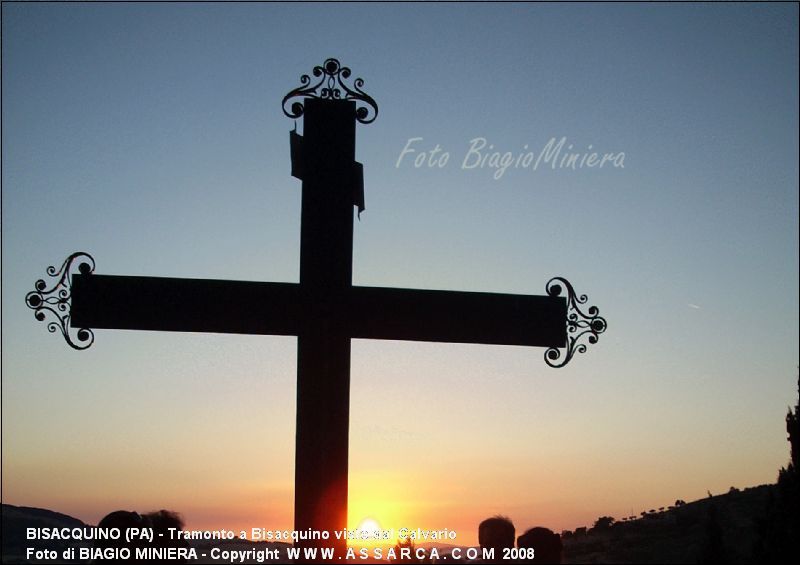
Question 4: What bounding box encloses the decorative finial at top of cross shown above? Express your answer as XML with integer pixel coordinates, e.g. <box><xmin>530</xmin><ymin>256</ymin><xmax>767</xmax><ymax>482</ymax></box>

<box><xmin>282</xmin><ymin>58</ymin><xmax>378</xmax><ymax>124</ymax></box>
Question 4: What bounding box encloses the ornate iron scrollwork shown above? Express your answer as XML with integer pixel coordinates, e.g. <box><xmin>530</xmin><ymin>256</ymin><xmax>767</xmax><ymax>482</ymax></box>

<box><xmin>282</xmin><ymin>58</ymin><xmax>378</xmax><ymax>124</ymax></box>
<box><xmin>544</xmin><ymin>277</ymin><xmax>607</xmax><ymax>368</ymax></box>
<box><xmin>25</xmin><ymin>252</ymin><xmax>95</xmax><ymax>350</ymax></box>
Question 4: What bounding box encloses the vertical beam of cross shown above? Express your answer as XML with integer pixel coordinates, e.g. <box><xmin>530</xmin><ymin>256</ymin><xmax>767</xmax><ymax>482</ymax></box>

<box><xmin>293</xmin><ymin>98</ymin><xmax>356</xmax><ymax>554</ymax></box>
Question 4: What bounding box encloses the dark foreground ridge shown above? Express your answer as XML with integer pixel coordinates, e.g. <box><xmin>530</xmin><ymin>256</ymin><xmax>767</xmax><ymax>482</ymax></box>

<box><xmin>562</xmin><ymin>484</ymin><xmax>776</xmax><ymax>563</ymax></box>
<box><xmin>0</xmin><ymin>484</ymin><xmax>788</xmax><ymax>564</ymax></box>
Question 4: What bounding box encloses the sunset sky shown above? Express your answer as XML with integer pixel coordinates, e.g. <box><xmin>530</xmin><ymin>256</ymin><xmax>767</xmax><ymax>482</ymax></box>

<box><xmin>2</xmin><ymin>2</ymin><xmax>798</xmax><ymax>546</ymax></box>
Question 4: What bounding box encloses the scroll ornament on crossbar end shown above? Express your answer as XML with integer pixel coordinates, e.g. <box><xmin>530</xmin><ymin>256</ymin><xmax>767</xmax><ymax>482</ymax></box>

<box><xmin>545</xmin><ymin>277</ymin><xmax>607</xmax><ymax>368</ymax></box>
<box><xmin>282</xmin><ymin>57</ymin><xmax>378</xmax><ymax>124</ymax></box>
<box><xmin>25</xmin><ymin>252</ymin><xmax>95</xmax><ymax>350</ymax></box>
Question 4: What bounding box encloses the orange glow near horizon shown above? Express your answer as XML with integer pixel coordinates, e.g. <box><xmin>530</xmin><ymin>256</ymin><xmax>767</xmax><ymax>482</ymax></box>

<box><xmin>347</xmin><ymin>475</ymin><xmax>408</xmax><ymax>545</ymax></box>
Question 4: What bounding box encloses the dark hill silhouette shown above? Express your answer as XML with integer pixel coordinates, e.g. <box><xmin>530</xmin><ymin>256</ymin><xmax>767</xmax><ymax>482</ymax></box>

<box><xmin>1</xmin><ymin>504</ymin><xmax>89</xmax><ymax>563</ymax></box>
<box><xmin>562</xmin><ymin>484</ymin><xmax>776</xmax><ymax>563</ymax></box>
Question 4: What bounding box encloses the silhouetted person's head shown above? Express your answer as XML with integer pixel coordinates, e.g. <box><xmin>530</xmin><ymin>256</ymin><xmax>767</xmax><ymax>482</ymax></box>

<box><xmin>97</xmin><ymin>510</ymin><xmax>146</xmax><ymax>531</ymax></box>
<box><xmin>517</xmin><ymin>527</ymin><xmax>563</xmax><ymax>564</ymax></box>
<box><xmin>143</xmin><ymin>510</ymin><xmax>189</xmax><ymax>560</ymax></box>
<box><xmin>94</xmin><ymin>511</ymin><xmax>148</xmax><ymax>563</ymax></box>
<box><xmin>144</xmin><ymin>509</ymin><xmax>185</xmax><ymax>534</ymax></box>
<box><xmin>478</xmin><ymin>516</ymin><xmax>515</xmax><ymax>553</ymax></box>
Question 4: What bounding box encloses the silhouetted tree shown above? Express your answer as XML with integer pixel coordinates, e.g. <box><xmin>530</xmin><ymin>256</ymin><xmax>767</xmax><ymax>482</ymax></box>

<box><xmin>392</xmin><ymin>538</ymin><xmax>420</xmax><ymax>564</ymax></box>
<box><xmin>782</xmin><ymin>373</ymin><xmax>799</xmax><ymax>469</ymax></box>
<box><xmin>752</xmin><ymin>373</ymin><xmax>799</xmax><ymax>563</ymax></box>
<box><xmin>592</xmin><ymin>516</ymin><xmax>615</xmax><ymax>530</ymax></box>
<box><xmin>776</xmin><ymin>374</ymin><xmax>799</xmax><ymax>555</ymax></box>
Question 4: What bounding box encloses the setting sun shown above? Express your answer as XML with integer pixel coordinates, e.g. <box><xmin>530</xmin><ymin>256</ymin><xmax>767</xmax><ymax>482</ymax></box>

<box><xmin>346</xmin><ymin>517</ymin><xmax>387</xmax><ymax>548</ymax></box>
<box><xmin>357</xmin><ymin>518</ymin><xmax>382</xmax><ymax>535</ymax></box>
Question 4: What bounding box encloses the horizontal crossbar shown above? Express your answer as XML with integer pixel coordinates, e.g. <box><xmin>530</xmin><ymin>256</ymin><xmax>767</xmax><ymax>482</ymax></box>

<box><xmin>71</xmin><ymin>275</ymin><xmax>566</xmax><ymax>348</ymax></box>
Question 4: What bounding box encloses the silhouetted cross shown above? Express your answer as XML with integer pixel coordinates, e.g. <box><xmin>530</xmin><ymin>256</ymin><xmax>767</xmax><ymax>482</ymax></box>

<box><xmin>26</xmin><ymin>58</ymin><xmax>606</xmax><ymax>556</ymax></box>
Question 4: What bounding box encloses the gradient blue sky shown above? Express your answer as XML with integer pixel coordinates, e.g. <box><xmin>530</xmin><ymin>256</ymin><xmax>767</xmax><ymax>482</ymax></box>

<box><xmin>2</xmin><ymin>1</ymin><xmax>798</xmax><ymax>542</ymax></box>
